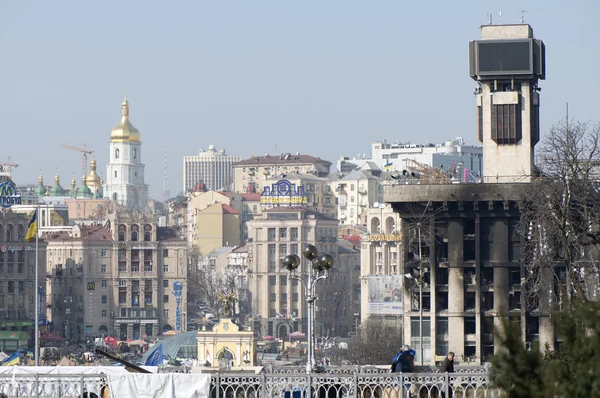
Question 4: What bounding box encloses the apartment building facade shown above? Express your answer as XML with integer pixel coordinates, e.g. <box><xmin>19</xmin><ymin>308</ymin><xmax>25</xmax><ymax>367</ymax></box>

<box><xmin>247</xmin><ymin>206</ymin><xmax>340</xmax><ymax>339</ymax></box>
<box><xmin>183</xmin><ymin>145</ymin><xmax>241</xmax><ymax>193</ymax></box>
<box><xmin>233</xmin><ymin>154</ymin><xmax>332</xmax><ymax>194</ymax></box>
<box><xmin>45</xmin><ymin>210</ymin><xmax>188</xmax><ymax>342</ymax></box>
<box><xmin>0</xmin><ymin>211</ymin><xmax>48</xmax><ymax>350</ymax></box>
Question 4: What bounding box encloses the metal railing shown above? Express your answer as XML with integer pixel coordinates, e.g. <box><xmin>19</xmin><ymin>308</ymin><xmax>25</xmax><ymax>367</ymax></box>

<box><xmin>0</xmin><ymin>371</ymin><xmax>496</xmax><ymax>398</ymax></box>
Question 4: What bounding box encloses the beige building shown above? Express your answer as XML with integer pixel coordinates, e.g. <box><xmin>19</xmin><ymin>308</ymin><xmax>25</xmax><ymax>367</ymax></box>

<box><xmin>332</xmin><ymin>170</ymin><xmax>383</xmax><ymax>226</ymax></box>
<box><xmin>65</xmin><ymin>198</ymin><xmax>108</xmax><ymax>221</ymax></box>
<box><xmin>186</xmin><ymin>190</ymin><xmax>233</xmax><ymax>244</ymax></box>
<box><xmin>247</xmin><ymin>206</ymin><xmax>340</xmax><ymax>338</ymax></box>
<box><xmin>45</xmin><ymin>210</ymin><xmax>188</xmax><ymax>342</ymax></box>
<box><xmin>233</xmin><ymin>154</ymin><xmax>332</xmax><ymax>194</ymax></box>
<box><xmin>195</xmin><ymin>203</ymin><xmax>241</xmax><ymax>256</ymax></box>
<box><xmin>197</xmin><ymin>318</ymin><xmax>256</xmax><ymax>368</ymax></box>
<box><xmin>360</xmin><ymin>205</ymin><xmax>403</xmax><ymax>334</ymax></box>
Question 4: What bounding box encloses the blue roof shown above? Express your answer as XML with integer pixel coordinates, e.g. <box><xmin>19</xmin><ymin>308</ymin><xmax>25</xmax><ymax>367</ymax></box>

<box><xmin>141</xmin><ymin>331</ymin><xmax>197</xmax><ymax>363</ymax></box>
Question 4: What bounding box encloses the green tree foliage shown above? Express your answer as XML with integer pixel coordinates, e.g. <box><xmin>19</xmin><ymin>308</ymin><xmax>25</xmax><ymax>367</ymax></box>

<box><xmin>490</xmin><ymin>317</ymin><xmax>548</xmax><ymax>398</ymax></box>
<box><xmin>492</xmin><ymin>300</ymin><xmax>600</xmax><ymax>397</ymax></box>
<box><xmin>548</xmin><ymin>300</ymin><xmax>600</xmax><ymax>397</ymax></box>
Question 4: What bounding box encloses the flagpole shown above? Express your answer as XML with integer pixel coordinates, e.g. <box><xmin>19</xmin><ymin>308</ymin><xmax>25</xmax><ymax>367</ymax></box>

<box><xmin>34</xmin><ymin>202</ymin><xmax>39</xmax><ymax>366</ymax></box>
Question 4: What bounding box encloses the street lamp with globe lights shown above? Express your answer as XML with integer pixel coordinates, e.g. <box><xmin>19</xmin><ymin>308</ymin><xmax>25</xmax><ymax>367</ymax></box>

<box><xmin>283</xmin><ymin>244</ymin><xmax>334</xmax><ymax>374</ymax></box>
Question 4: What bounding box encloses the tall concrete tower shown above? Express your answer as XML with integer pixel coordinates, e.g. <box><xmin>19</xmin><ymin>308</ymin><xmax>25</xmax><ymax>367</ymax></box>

<box><xmin>469</xmin><ymin>24</ymin><xmax>545</xmax><ymax>182</ymax></box>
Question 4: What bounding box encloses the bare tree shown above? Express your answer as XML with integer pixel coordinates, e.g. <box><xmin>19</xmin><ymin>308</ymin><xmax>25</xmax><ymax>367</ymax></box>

<box><xmin>521</xmin><ymin>120</ymin><xmax>600</xmax><ymax>309</ymax></box>
<box><xmin>340</xmin><ymin>317</ymin><xmax>402</xmax><ymax>365</ymax></box>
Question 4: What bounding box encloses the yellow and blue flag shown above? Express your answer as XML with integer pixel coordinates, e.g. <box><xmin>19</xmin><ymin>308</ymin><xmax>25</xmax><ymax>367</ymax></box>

<box><xmin>25</xmin><ymin>210</ymin><xmax>37</xmax><ymax>242</ymax></box>
<box><xmin>384</xmin><ymin>161</ymin><xmax>393</xmax><ymax>171</ymax></box>
<box><xmin>4</xmin><ymin>351</ymin><xmax>19</xmax><ymax>366</ymax></box>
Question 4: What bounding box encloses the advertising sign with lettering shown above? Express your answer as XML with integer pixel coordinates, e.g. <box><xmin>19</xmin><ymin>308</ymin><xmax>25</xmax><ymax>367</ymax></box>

<box><xmin>174</xmin><ymin>281</ymin><xmax>183</xmax><ymax>331</ymax></box>
<box><xmin>369</xmin><ymin>234</ymin><xmax>402</xmax><ymax>242</ymax></box>
<box><xmin>260</xmin><ymin>180</ymin><xmax>308</xmax><ymax>209</ymax></box>
<box><xmin>0</xmin><ymin>182</ymin><xmax>21</xmax><ymax>208</ymax></box>
<box><xmin>367</xmin><ymin>275</ymin><xmax>403</xmax><ymax>315</ymax></box>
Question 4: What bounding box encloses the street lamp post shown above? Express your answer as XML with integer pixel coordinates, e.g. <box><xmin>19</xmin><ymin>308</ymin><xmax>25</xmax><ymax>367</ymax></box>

<box><xmin>354</xmin><ymin>313</ymin><xmax>360</xmax><ymax>334</ymax></box>
<box><xmin>283</xmin><ymin>244</ymin><xmax>335</xmax><ymax>374</ymax></box>
<box><xmin>404</xmin><ymin>223</ymin><xmax>427</xmax><ymax>365</ymax></box>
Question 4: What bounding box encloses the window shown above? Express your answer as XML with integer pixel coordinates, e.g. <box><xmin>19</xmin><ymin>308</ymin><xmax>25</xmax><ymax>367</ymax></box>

<box><xmin>163</xmin><ymin>265</ymin><xmax>169</xmax><ymax>273</ymax></box>
<box><xmin>411</xmin><ymin>317</ymin><xmax>432</xmax><ymax>363</ymax></box>
<box><xmin>101</xmin><ymin>264</ymin><xmax>107</xmax><ymax>273</ymax></box>
<box><xmin>119</xmin><ymin>280</ymin><xmax>127</xmax><ymax>287</ymax></box>
<box><xmin>292</xmin><ymin>293</ymin><xmax>299</xmax><ymax>302</ymax></box>
<box><xmin>268</xmin><ymin>228</ymin><xmax>277</xmax><ymax>241</ymax></box>
<box><xmin>163</xmin><ymin>280</ymin><xmax>169</xmax><ymax>288</ymax></box>
<box><xmin>163</xmin><ymin>295</ymin><xmax>169</xmax><ymax>303</ymax></box>
<box><xmin>279</xmin><ymin>228</ymin><xmax>287</xmax><ymax>239</ymax></box>
<box><xmin>281</xmin><ymin>293</ymin><xmax>288</xmax><ymax>303</ymax></box>
<box><xmin>270</xmin><ymin>293</ymin><xmax>276</xmax><ymax>302</ymax></box>
<box><xmin>269</xmin><ymin>276</ymin><xmax>276</xmax><ymax>286</ymax></box>
<box><xmin>145</xmin><ymin>263</ymin><xmax>153</xmax><ymax>272</ymax></box>
<box><xmin>101</xmin><ymin>249</ymin><xmax>107</xmax><ymax>257</ymax></box>
<box><xmin>114</xmin><ymin>170</ymin><xmax>117</xmax><ymax>178</ymax></box>
<box><xmin>101</xmin><ymin>310</ymin><xmax>107</xmax><ymax>318</ymax></box>
<box><xmin>164</xmin><ymin>309</ymin><xmax>169</xmax><ymax>318</ymax></box>
<box><xmin>350</xmin><ymin>184</ymin><xmax>355</xmax><ymax>191</ymax></box>
<box><xmin>163</xmin><ymin>249</ymin><xmax>169</xmax><ymax>257</ymax></box>
<box><xmin>101</xmin><ymin>295</ymin><xmax>107</xmax><ymax>304</ymax></box>
<box><xmin>118</xmin><ymin>231</ymin><xmax>125</xmax><ymax>241</ymax></box>
<box><xmin>115</xmin><ymin>149</ymin><xmax>120</xmax><ymax>159</ymax></box>
<box><xmin>133</xmin><ymin>149</ymin><xmax>137</xmax><ymax>159</ymax></box>
<box><xmin>290</xmin><ymin>228</ymin><xmax>298</xmax><ymax>241</ymax></box>
<box><xmin>101</xmin><ymin>280</ymin><xmax>107</xmax><ymax>288</ymax></box>
<box><xmin>491</xmin><ymin>103</ymin><xmax>522</xmax><ymax>144</ymax></box>
<box><xmin>280</xmin><ymin>275</ymin><xmax>287</xmax><ymax>285</ymax></box>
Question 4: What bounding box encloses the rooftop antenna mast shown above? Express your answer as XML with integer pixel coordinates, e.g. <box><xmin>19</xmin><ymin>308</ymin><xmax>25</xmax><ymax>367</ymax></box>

<box><xmin>486</xmin><ymin>12</ymin><xmax>493</xmax><ymax>25</ymax></box>
<box><xmin>499</xmin><ymin>11</ymin><xmax>503</xmax><ymax>25</ymax></box>
<box><xmin>162</xmin><ymin>142</ymin><xmax>169</xmax><ymax>202</ymax></box>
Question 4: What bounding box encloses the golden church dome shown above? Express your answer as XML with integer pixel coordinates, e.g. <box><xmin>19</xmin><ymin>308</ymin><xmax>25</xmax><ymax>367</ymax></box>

<box><xmin>86</xmin><ymin>159</ymin><xmax>102</xmax><ymax>189</ymax></box>
<box><xmin>110</xmin><ymin>95</ymin><xmax>141</xmax><ymax>143</ymax></box>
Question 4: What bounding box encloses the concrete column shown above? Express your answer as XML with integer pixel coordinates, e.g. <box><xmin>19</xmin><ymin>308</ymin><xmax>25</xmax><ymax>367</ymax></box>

<box><xmin>474</xmin><ymin>215</ymin><xmax>482</xmax><ymax>364</ymax></box>
<box><xmin>152</xmin><ymin>324</ymin><xmax>159</xmax><ymax>337</ymax></box>
<box><xmin>428</xmin><ymin>218</ymin><xmax>437</xmax><ymax>365</ymax></box>
<box><xmin>447</xmin><ymin>220</ymin><xmax>465</xmax><ymax>357</ymax></box>
<box><xmin>127</xmin><ymin>323</ymin><xmax>133</xmax><ymax>340</ymax></box>
<box><xmin>199</xmin><ymin>340</ymin><xmax>205</xmax><ymax>362</ymax></box>
<box><xmin>492</xmin><ymin>218</ymin><xmax>509</xmax><ymax>353</ymax></box>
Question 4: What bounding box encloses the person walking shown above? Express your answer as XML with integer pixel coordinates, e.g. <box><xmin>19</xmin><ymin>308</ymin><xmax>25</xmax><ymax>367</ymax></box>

<box><xmin>391</xmin><ymin>345</ymin><xmax>416</xmax><ymax>398</ymax></box>
<box><xmin>440</xmin><ymin>352</ymin><xmax>455</xmax><ymax>398</ymax></box>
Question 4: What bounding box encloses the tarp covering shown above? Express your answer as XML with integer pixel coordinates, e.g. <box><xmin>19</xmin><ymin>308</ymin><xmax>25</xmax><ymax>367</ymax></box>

<box><xmin>0</xmin><ymin>366</ymin><xmax>158</xmax><ymax>375</ymax></box>
<box><xmin>107</xmin><ymin>373</ymin><xmax>210</xmax><ymax>398</ymax></box>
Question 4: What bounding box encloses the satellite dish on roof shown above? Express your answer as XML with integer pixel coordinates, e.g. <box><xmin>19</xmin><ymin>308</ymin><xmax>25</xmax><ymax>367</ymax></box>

<box><xmin>373</xmin><ymin>202</ymin><xmax>379</xmax><ymax>208</ymax></box>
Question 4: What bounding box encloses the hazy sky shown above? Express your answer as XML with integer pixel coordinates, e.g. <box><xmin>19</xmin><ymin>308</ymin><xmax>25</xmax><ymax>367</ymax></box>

<box><xmin>1</xmin><ymin>1</ymin><xmax>599</xmax><ymax>198</ymax></box>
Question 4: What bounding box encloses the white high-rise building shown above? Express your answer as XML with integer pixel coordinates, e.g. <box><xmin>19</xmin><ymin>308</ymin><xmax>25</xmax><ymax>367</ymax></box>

<box><xmin>183</xmin><ymin>145</ymin><xmax>241</xmax><ymax>193</ymax></box>
<box><xmin>104</xmin><ymin>95</ymin><xmax>149</xmax><ymax>209</ymax></box>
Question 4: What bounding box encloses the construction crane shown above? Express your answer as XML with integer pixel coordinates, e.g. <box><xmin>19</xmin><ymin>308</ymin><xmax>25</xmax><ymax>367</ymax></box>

<box><xmin>61</xmin><ymin>144</ymin><xmax>94</xmax><ymax>177</ymax></box>
<box><xmin>0</xmin><ymin>157</ymin><xmax>18</xmax><ymax>177</ymax></box>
